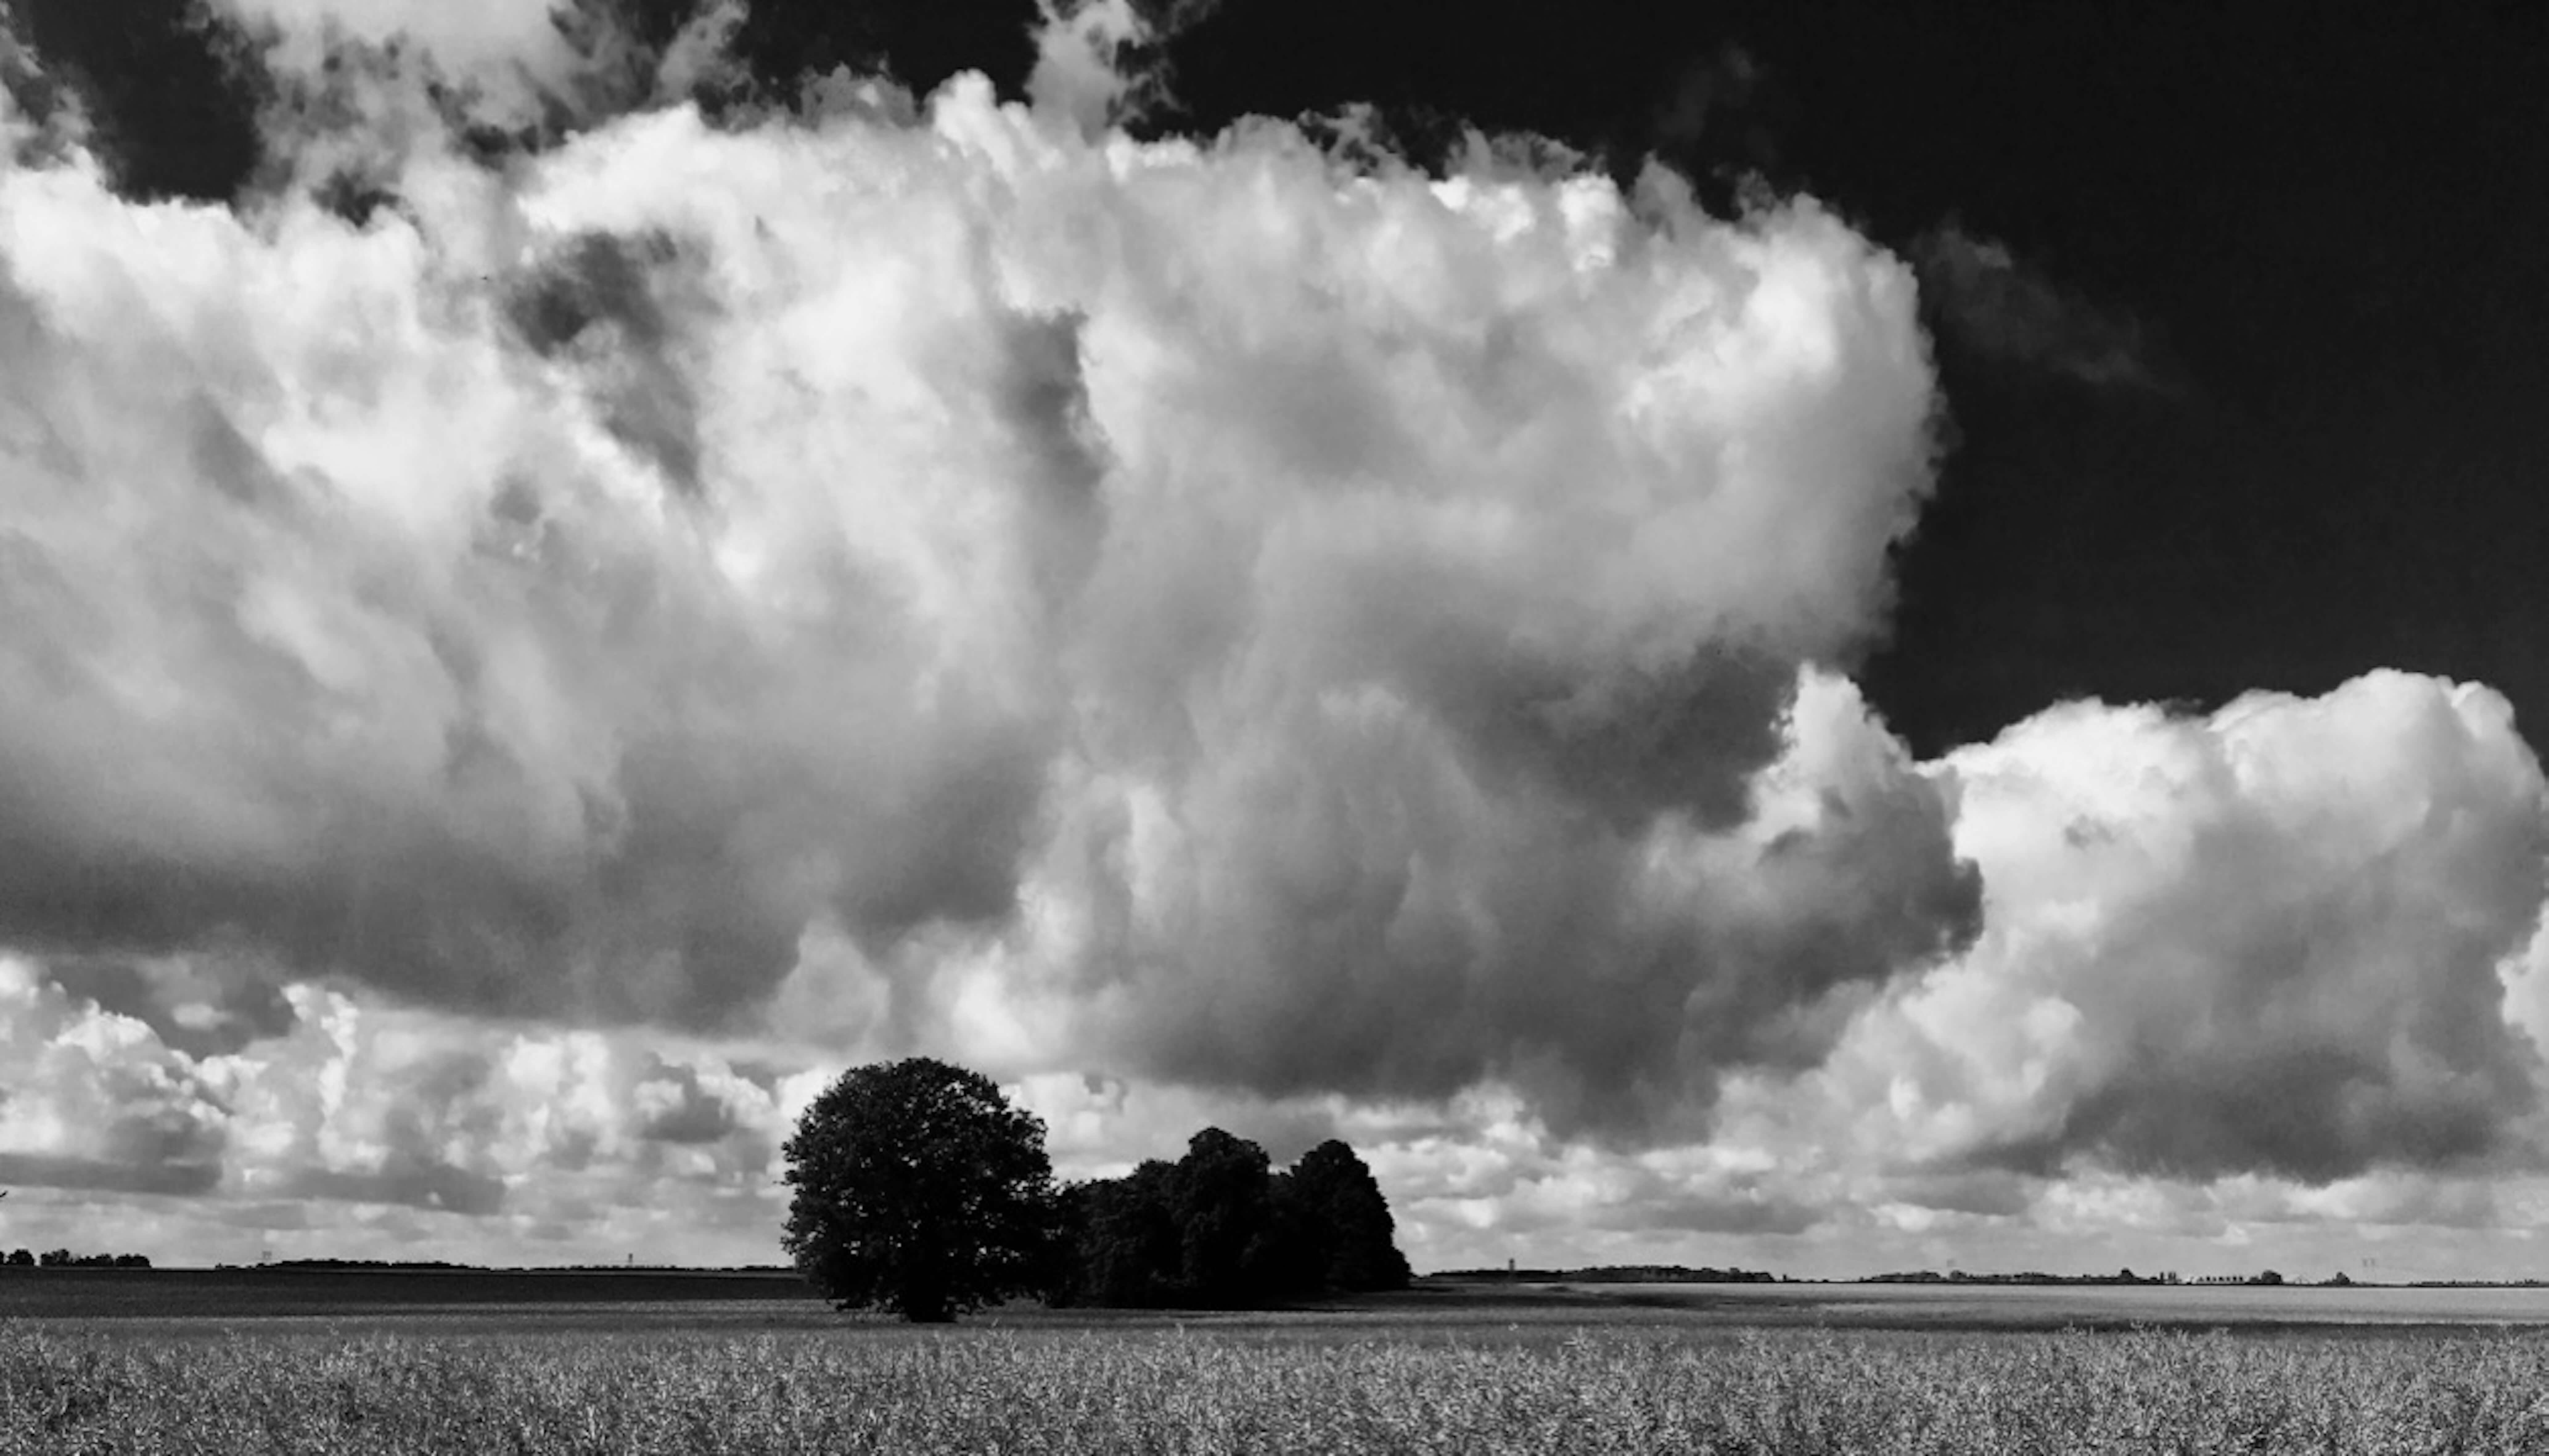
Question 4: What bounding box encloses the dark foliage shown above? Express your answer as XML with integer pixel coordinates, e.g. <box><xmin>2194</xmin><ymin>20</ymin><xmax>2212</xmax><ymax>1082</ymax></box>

<box><xmin>1054</xmin><ymin>1130</ymin><xmax>1410</xmax><ymax>1309</ymax></box>
<box><xmin>1287</xmin><ymin>1139</ymin><xmax>1414</xmax><ymax>1294</ymax></box>
<box><xmin>29</xmin><ymin>1251</ymin><xmax>148</xmax><ymax>1268</ymax></box>
<box><xmin>1058</xmin><ymin>1159</ymin><xmax>1183</xmax><ymax>1308</ymax></box>
<box><xmin>2</xmin><ymin>1250</ymin><xmax>29</xmax><ymax>1268</ymax></box>
<box><xmin>780</xmin><ymin>1057</ymin><xmax>1059</xmax><ymax>1323</ymax></box>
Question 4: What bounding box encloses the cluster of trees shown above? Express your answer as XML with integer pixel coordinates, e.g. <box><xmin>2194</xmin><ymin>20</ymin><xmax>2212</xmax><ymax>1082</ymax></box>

<box><xmin>1866</xmin><ymin>1269</ymin><xmax>2190</xmax><ymax>1286</ymax></box>
<box><xmin>4</xmin><ymin>1250</ymin><xmax>151</xmax><ymax>1268</ymax></box>
<box><xmin>1055</xmin><ymin>1129</ymin><xmax>1410</xmax><ymax>1310</ymax></box>
<box><xmin>783</xmin><ymin>1058</ymin><xmax>1411</xmax><ymax>1322</ymax></box>
<box><xmin>1874</xmin><ymin>1268</ymin><xmax>2313</xmax><ymax>1287</ymax></box>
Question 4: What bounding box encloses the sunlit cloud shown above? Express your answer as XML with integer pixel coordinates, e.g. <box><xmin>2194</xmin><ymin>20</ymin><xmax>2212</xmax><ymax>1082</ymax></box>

<box><xmin>1</xmin><ymin>2</ymin><xmax>2544</xmax><ymax>1278</ymax></box>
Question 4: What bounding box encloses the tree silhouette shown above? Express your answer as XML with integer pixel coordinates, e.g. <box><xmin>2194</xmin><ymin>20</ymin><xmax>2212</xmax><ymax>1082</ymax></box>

<box><xmin>1061</xmin><ymin>1159</ymin><xmax>1183</xmax><ymax>1308</ymax></box>
<box><xmin>1168</xmin><ymin>1128</ymin><xmax>1271</xmax><ymax>1305</ymax></box>
<box><xmin>1287</xmin><ymin>1140</ymin><xmax>1413</xmax><ymax>1293</ymax></box>
<box><xmin>1056</xmin><ymin>1133</ymin><xmax>1413</xmax><ymax>1307</ymax></box>
<box><xmin>780</xmin><ymin>1057</ymin><xmax>1060</xmax><ymax>1323</ymax></box>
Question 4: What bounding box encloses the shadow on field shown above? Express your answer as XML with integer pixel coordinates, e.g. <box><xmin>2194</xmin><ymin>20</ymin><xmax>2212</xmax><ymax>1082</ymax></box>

<box><xmin>5</xmin><ymin>1271</ymin><xmax>2544</xmax><ymax>1343</ymax></box>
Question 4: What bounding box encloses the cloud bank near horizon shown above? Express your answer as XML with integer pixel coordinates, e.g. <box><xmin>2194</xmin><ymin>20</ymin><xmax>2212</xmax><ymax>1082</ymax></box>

<box><xmin>1</xmin><ymin>0</ymin><xmax>2545</xmax><ymax>1270</ymax></box>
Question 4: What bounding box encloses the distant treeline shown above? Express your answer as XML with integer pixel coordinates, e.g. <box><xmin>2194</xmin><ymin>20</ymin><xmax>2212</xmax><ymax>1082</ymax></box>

<box><xmin>1865</xmin><ymin>1269</ymin><xmax>2291</xmax><ymax>1287</ymax></box>
<box><xmin>1433</xmin><ymin>1265</ymin><xmax>1781</xmax><ymax>1284</ymax></box>
<box><xmin>5</xmin><ymin>1250</ymin><xmax>150</xmax><ymax>1268</ymax></box>
<box><xmin>1051</xmin><ymin>1132</ymin><xmax>1411</xmax><ymax>1309</ymax></box>
<box><xmin>207</xmin><ymin>1259</ymin><xmax>799</xmax><ymax>1274</ymax></box>
<box><xmin>216</xmin><ymin>1259</ymin><xmax>480</xmax><ymax>1272</ymax></box>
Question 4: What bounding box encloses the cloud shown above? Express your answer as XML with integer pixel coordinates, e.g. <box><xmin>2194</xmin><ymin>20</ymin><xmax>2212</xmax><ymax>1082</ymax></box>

<box><xmin>13</xmin><ymin>4</ymin><xmax>2549</xmax><ymax>1282</ymax></box>
<box><xmin>220</xmin><ymin>0</ymin><xmax>575</xmax><ymax>76</ymax></box>
<box><xmin>0</xmin><ymin>50</ymin><xmax>1974</xmax><ymax>1143</ymax></box>
<box><xmin>1915</xmin><ymin>222</ymin><xmax>2170</xmax><ymax>391</ymax></box>
<box><xmin>0</xmin><ymin>955</ymin><xmax>810</xmax><ymax>1255</ymax></box>
<box><xmin>212</xmin><ymin>0</ymin><xmax>581</xmax><ymax>121</ymax></box>
<box><xmin>35</xmin><ymin>951</ymin><xmax>299</xmax><ymax>1059</ymax></box>
<box><xmin>1771</xmin><ymin>671</ymin><xmax>2549</xmax><ymax>1184</ymax></box>
<box><xmin>0</xmin><ymin>957</ymin><xmax>230</xmax><ymax>1197</ymax></box>
<box><xmin>1030</xmin><ymin>667</ymin><xmax>1977</xmax><ymax>1135</ymax></box>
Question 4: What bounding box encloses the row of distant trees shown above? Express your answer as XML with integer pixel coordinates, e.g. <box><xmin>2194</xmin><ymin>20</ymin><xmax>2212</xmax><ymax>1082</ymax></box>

<box><xmin>1868</xmin><ymin>1268</ymin><xmax>2302</xmax><ymax>1287</ymax></box>
<box><xmin>782</xmin><ymin>1058</ymin><xmax>1411</xmax><ymax>1322</ymax></box>
<box><xmin>4</xmin><ymin>1249</ymin><xmax>151</xmax><ymax>1268</ymax></box>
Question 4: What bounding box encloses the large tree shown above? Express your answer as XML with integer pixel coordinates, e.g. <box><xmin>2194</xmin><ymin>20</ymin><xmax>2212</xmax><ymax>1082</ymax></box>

<box><xmin>1288</xmin><ymin>1139</ymin><xmax>1413</xmax><ymax>1292</ymax></box>
<box><xmin>1169</xmin><ymin>1127</ymin><xmax>1279</xmax><ymax>1307</ymax></box>
<box><xmin>780</xmin><ymin>1057</ymin><xmax>1058</xmax><ymax>1323</ymax></box>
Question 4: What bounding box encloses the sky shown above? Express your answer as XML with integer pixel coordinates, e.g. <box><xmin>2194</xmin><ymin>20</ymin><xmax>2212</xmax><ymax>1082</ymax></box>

<box><xmin>0</xmin><ymin>0</ymin><xmax>2545</xmax><ymax>1283</ymax></box>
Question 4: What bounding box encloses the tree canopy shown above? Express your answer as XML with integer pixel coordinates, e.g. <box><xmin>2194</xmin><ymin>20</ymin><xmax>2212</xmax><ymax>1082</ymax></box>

<box><xmin>778</xmin><ymin>1058</ymin><xmax>1412</xmax><ymax>1318</ymax></box>
<box><xmin>780</xmin><ymin>1057</ymin><xmax>1059</xmax><ymax>1323</ymax></box>
<box><xmin>1055</xmin><ymin>1130</ymin><xmax>1411</xmax><ymax>1309</ymax></box>
<box><xmin>1288</xmin><ymin>1139</ymin><xmax>1415</xmax><ymax>1294</ymax></box>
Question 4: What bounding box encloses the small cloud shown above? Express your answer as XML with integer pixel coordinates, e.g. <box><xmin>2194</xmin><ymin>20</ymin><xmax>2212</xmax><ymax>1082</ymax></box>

<box><xmin>1916</xmin><ymin>221</ymin><xmax>2174</xmax><ymax>392</ymax></box>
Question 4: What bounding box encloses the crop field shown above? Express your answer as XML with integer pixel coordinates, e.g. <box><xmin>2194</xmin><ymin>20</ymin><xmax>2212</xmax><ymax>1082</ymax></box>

<box><xmin>7</xmin><ymin>1275</ymin><xmax>2549</xmax><ymax>1453</ymax></box>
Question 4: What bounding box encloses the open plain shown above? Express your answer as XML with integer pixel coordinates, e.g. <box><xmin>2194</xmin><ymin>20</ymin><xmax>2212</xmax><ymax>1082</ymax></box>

<box><xmin>8</xmin><ymin>1272</ymin><xmax>2549</xmax><ymax>1453</ymax></box>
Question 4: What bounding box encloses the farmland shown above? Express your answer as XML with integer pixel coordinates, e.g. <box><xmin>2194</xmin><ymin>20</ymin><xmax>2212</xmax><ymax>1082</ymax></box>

<box><xmin>8</xmin><ymin>1274</ymin><xmax>2549</xmax><ymax>1452</ymax></box>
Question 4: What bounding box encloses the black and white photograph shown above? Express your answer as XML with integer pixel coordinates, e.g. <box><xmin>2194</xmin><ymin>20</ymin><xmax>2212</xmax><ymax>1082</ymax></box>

<box><xmin>3</xmin><ymin>0</ymin><xmax>2548</xmax><ymax>1448</ymax></box>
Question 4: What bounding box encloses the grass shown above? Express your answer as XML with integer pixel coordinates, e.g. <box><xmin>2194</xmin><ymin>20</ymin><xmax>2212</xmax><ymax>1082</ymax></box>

<box><xmin>8</xmin><ymin>1320</ymin><xmax>2549</xmax><ymax>1454</ymax></box>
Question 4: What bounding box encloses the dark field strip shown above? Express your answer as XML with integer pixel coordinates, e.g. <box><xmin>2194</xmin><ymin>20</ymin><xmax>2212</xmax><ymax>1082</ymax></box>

<box><xmin>10</xmin><ymin>1272</ymin><xmax>2549</xmax><ymax>1338</ymax></box>
<box><xmin>0</xmin><ymin>1267</ymin><xmax>827</xmax><ymax>1322</ymax></box>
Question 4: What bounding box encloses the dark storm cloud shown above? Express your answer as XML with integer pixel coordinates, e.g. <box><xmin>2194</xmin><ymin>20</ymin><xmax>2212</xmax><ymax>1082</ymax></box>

<box><xmin>278</xmin><ymin>1160</ymin><xmax>508</xmax><ymax>1217</ymax></box>
<box><xmin>632</xmin><ymin>1057</ymin><xmax>742</xmax><ymax>1145</ymax></box>
<box><xmin>2045</xmin><ymin>1036</ymin><xmax>2527</xmax><ymax>1186</ymax></box>
<box><xmin>1094</xmin><ymin>673</ymin><xmax>1980</xmax><ymax>1137</ymax></box>
<box><xmin>1887</xmin><ymin>1169</ymin><xmax>2034</xmax><ymax>1219</ymax></box>
<box><xmin>0</xmin><ymin>1151</ymin><xmax>222</xmax><ymax>1197</ymax></box>
<box><xmin>37</xmin><ymin>953</ymin><xmax>298</xmax><ymax>1058</ymax></box>
<box><xmin>1626</xmin><ymin>1185</ymin><xmax>1818</xmax><ymax>1237</ymax></box>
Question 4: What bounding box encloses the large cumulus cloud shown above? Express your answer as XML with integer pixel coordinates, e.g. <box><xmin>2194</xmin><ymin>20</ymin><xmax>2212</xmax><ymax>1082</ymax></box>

<box><xmin>1769</xmin><ymin>671</ymin><xmax>2549</xmax><ymax>1185</ymax></box>
<box><xmin>0</xmin><ymin>20</ymin><xmax>1976</xmax><ymax>1139</ymax></box>
<box><xmin>13</xmin><ymin>2</ymin><xmax>2549</xmax><ymax>1281</ymax></box>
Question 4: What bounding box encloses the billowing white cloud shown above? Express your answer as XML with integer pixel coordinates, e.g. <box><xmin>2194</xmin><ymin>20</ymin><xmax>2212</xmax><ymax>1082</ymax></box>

<box><xmin>1750</xmin><ymin>671</ymin><xmax>2549</xmax><ymax>1185</ymax></box>
<box><xmin>0</xmin><ymin>957</ymin><xmax>229</xmax><ymax>1197</ymax></box>
<box><xmin>219</xmin><ymin>0</ymin><xmax>573</xmax><ymax>73</ymax></box>
<box><xmin>0</xmin><ymin>39</ymin><xmax>1972</xmax><ymax>1142</ymax></box>
<box><xmin>0</xmin><ymin>954</ymin><xmax>813</xmax><ymax>1262</ymax></box>
<box><xmin>6</xmin><ymin>6</ymin><xmax>2549</xmax><ymax>1281</ymax></box>
<box><xmin>211</xmin><ymin>0</ymin><xmax>582</xmax><ymax>118</ymax></box>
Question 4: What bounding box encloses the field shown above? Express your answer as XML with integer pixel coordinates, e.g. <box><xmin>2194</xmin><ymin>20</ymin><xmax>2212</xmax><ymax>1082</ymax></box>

<box><xmin>8</xmin><ymin>1274</ymin><xmax>2549</xmax><ymax>1453</ymax></box>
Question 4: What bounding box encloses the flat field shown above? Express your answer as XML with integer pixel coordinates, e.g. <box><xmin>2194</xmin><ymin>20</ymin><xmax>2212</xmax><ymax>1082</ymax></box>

<box><xmin>7</xmin><ymin>1274</ymin><xmax>2549</xmax><ymax>1453</ymax></box>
